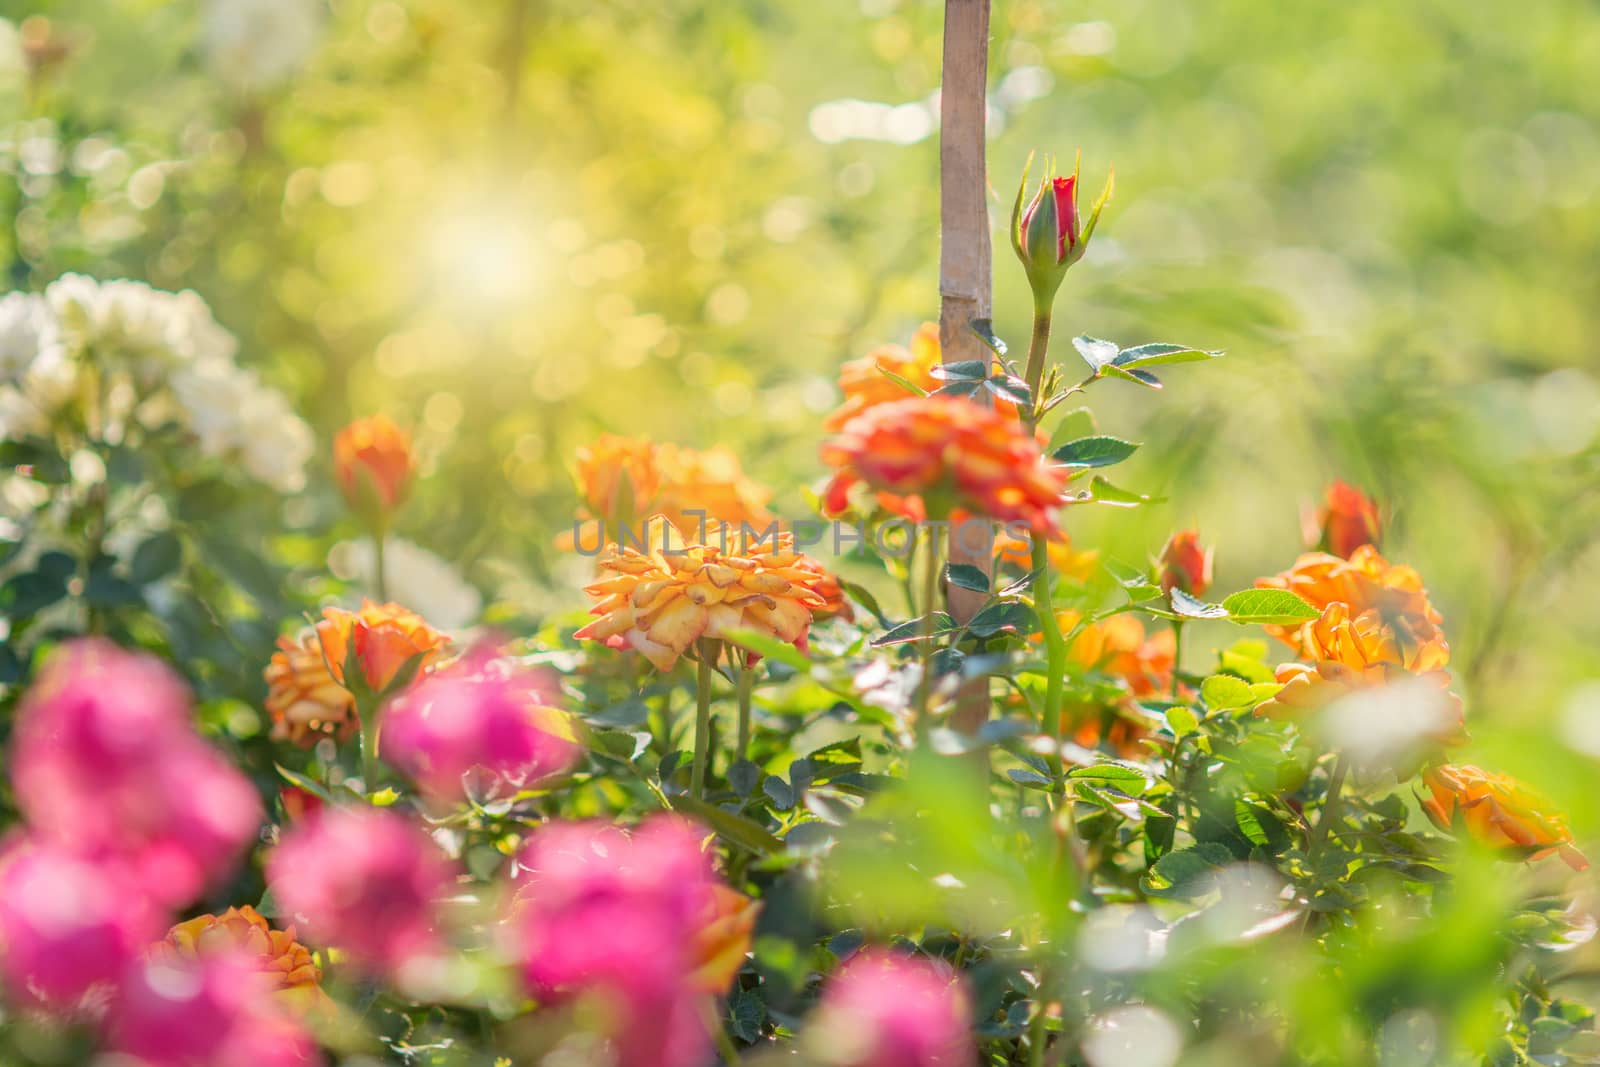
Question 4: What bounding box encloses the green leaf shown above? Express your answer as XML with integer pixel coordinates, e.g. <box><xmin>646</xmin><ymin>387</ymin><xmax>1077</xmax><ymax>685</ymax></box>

<box><xmin>1144</xmin><ymin>843</ymin><xmax>1233</xmax><ymax>898</ymax></box>
<box><xmin>670</xmin><ymin>795</ymin><xmax>783</xmax><ymax>854</ymax></box>
<box><xmin>130</xmin><ymin>532</ymin><xmax>183</xmax><ymax>584</ymax></box>
<box><xmin>1087</xmin><ymin>476</ymin><xmax>1162</xmax><ymax>507</ymax></box>
<box><xmin>1165</xmin><ymin>704</ymin><xmax>1200</xmax><ymax>737</ymax></box>
<box><xmin>586</xmin><ymin>728</ymin><xmax>652</xmax><ymax>762</ymax></box>
<box><xmin>1007</xmin><ymin>768</ymin><xmax>1055</xmax><ymax>790</ymax></box>
<box><xmin>1169</xmin><ymin>589</ymin><xmax>1229</xmax><ymax>619</ymax></box>
<box><xmin>945</xmin><ymin>563</ymin><xmax>990</xmax><ymax>593</ymax></box>
<box><xmin>1201</xmin><ymin>674</ymin><xmax>1257</xmax><ymax>711</ymax></box>
<box><xmin>877</xmin><ymin>366</ymin><xmax>929</xmax><ymax>397</ymax></box>
<box><xmin>929</xmin><ymin>359</ymin><xmax>989</xmax><ymax>382</ymax></box>
<box><xmin>872</xmin><ymin>612</ymin><xmax>957</xmax><ymax>647</ymax></box>
<box><xmin>727</xmin><ymin>759</ymin><xmax>762</xmax><ymax>797</ymax></box>
<box><xmin>967</xmin><ymin>318</ymin><xmax>1007</xmax><ymax>357</ymax></box>
<box><xmin>1051</xmin><ymin>435</ymin><xmax>1140</xmax><ymax>469</ymax></box>
<box><xmin>763</xmin><ymin>776</ymin><xmax>796</xmax><ymax>810</ymax></box>
<box><xmin>1221</xmin><ymin>589</ymin><xmax>1321</xmax><ymax>625</ymax></box>
<box><xmin>1113</xmin><ymin>343</ymin><xmax>1224</xmax><ymax>369</ymax></box>
<box><xmin>967</xmin><ymin>600</ymin><xmax>1038</xmax><ymax>638</ymax></box>
<box><xmin>723</xmin><ymin>626</ymin><xmax>810</xmax><ymax>670</ymax></box>
<box><xmin>274</xmin><ymin>763</ymin><xmax>334</xmax><ymax>803</ymax></box>
<box><xmin>1072</xmin><ymin>335</ymin><xmax>1120</xmax><ymax>371</ymax></box>
<box><xmin>1067</xmin><ymin>761</ymin><xmax>1151</xmax><ymax>796</ymax></box>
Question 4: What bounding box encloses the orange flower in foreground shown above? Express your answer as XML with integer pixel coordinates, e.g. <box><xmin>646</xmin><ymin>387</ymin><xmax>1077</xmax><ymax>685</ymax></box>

<box><xmin>333</xmin><ymin>414</ymin><xmax>414</xmax><ymax>516</ymax></box>
<box><xmin>1305</xmin><ymin>480</ymin><xmax>1381</xmax><ymax>559</ymax></box>
<box><xmin>264</xmin><ymin>627</ymin><xmax>357</xmax><ymax>747</ymax></box>
<box><xmin>1158</xmin><ymin>529</ymin><xmax>1213</xmax><ymax>597</ymax></box>
<box><xmin>1421</xmin><ymin>764</ymin><xmax>1587</xmax><ymax>871</ymax></box>
<box><xmin>150</xmin><ymin>906</ymin><xmax>325</xmax><ymax>1006</ymax></box>
<box><xmin>994</xmin><ymin>529</ymin><xmax>1099</xmax><ymax>582</ymax></box>
<box><xmin>1256</xmin><ymin>545</ymin><xmax>1447</xmax><ymax>666</ymax></box>
<box><xmin>575</xmin><ymin>518</ymin><xmax>830</xmax><ymax>671</ymax></box>
<box><xmin>688</xmin><ymin>885</ymin><xmax>760</xmax><ymax>994</ymax></box>
<box><xmin>318</xmin><ymin>600</ymin><xmax>450</xmax><ymax>694</ymax></box>
<box><xmin>821</xmin><ymin>395</ymin><xmax>1066</xmax><ymax>534</ymax></box>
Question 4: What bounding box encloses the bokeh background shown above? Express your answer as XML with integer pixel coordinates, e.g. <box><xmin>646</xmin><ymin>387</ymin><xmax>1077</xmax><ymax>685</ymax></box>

<box><xmin>3</xmin><ymin>0</ymin><xmax>1597</xmax><ymax>815</ymax></box>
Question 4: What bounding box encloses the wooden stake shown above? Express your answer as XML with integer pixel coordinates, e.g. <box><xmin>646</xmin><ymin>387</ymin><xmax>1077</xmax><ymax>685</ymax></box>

<box><xmin>939</xmin><ymin>0</ymin><xmax>994</xmax><ymax>733</ymax></box>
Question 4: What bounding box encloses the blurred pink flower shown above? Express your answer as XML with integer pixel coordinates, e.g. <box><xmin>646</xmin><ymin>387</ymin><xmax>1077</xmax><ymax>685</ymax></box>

<box><xmin>810</xmin><ymin>950</ymin><xmax>975</xmax><ymax>1067</ymax></box>
<box><xmin>107</xmin><ymin>952</ymin><xmax>322</xmax><ymax>1067</ymax></box>
<box><xmin>505</xmin><ymin>816</ymin><xmax>741</xmax><ymax>1067</ymax></box>
<box><xmin>382</xmin><ymin>647</ymin><xmax>579</xmax><ymax>801</ymax></box>
<box><xmin>267</xmin><ymin>805</ymin><xmax>454</xmax><ymax>980</ymax></box>
<box><xmin>0</xmin><ymin>838</ymin><xmax>161</xmax><ymax>1012</ymax></box>
<box><xmin>10</xmin><ymin>639</ymin><xmax>263</xmax><ymax>906</ymax></box>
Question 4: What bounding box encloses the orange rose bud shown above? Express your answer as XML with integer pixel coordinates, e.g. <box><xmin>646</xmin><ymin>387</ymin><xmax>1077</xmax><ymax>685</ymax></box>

<box><xmin>317</xmin><ymin>600</ymin><xmax>449</xmax><ymax>695</ymax></box>
<box><xmin>151</xmin><ymin>906</ymin><xmax>326</xmax><ymax>1008</ymax></box>
<box><xmin>1158</xmin><ymin>530</ymin><xmax>1213</xmax><ymax>597</ymax></box>
<box><xmin>333</xmin><ymin>415</ymin><xmax>414</xmax><ymax>520</ymax></box>
<box><xmin>687</xmin><ymin>885</ymin><xmax>760</xmax><ymax>994</ymax></box>
<box><xmin>1421</xmin><ymin>764</ymin><xmax>1587</xmax><ymax>871</ymax></box>
<box><xmin>1308</xmin><ymin>481</ymin><xmax>1381</xmax><ymax>558</ymax></box>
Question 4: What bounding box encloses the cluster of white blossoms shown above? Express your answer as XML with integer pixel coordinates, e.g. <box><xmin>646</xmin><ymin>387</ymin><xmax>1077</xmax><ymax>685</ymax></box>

<box><xmin>0</xmin><ymin>275</ymin><xmax>314</xmax><ymax>493</ymax></box>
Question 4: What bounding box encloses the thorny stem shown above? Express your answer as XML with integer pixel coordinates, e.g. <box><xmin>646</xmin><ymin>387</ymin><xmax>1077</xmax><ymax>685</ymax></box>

<box><xmin>359</xmin><ymin>696</ymin><xmax>383</xmax><ymax>792</ymax></box>
<box><xmin>1171</xmin><ymin>620</ymin><xmax>1184</xmax><ymax>699</ymax></box>
<box><xmin>692</xmin><ymin>647</ymin><xmax>715</xmax><ymax>800</ymax></box>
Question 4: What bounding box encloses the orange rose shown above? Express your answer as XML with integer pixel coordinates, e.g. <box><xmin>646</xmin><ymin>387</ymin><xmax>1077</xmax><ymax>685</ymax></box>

<box><xmin>824</xmin><ymin>323</ymin><xmax>1017</xmax><ymax>434</ymax></box>
<box><xmin>687</xmin><ymin>885</ymin><xmax>760</xmax><ymax>994</ymax></box>
<box><xmin>1035</xmin><ymin>612</ymin><xmax>1175</xmax><ymax>757</ymax></box>
<box><xmin>993</xmin><ymin>529</ymin><xmax>1099</xmax><ymax>582</ymax></box>
<box><xmin>821</xmin><ymin>395</ymin><xmax>1066</xmax><ymax>534</ymax></box>
<box><xmin>264</xmin><ymin>627</ymin><xmax>357</xmax><ymax>747</ymax></box>
<box><xmin>573</xmin><ymin>434</ymin><xmax>664</xmax><ymax>528</ymax></box>
<box><xmin>1305</xmin><ymin>481</ymin><xmax>1380</xmax><ymax>559</ymax></box>
<box><xmin>333</xmin><ymin>414</ymin><xmax>414</xmax><ymax>517</ymax></box>
<box><xmin>795</xmin><ymin>554</ymin><xmax>853</xmax><ymax>621</ymax></box>
<box><xmin>1256</xmin><ymin>545</ymin><xmax>1448</xmax><ymax>667</ymax></box>
<box><xmin>317</xmin><ymin>600</ymin><xmax>449</xmax><ymax>695</ymax></box>
<box><xmin>1157</xmin><ymin>529</ymin><xmax>1213</xmax><ymax>597</ymax></box>
<box><xmin>1421</xmin><ymin>764</ymin><xmax>1587</xmax><ymax>871</ymax></box>
<box><xmin>654</xmin><ymin>443</ymin><xmax>777</xmax><ymax>536</ymax></box>
<box><xmin>150</xmin><ymin>906</ymin><xmax>326</xmax><ymax>1008</ymax></box>
<box><xmin>575</xmin><ymin>518</ymin><xmax>830</xmax><ymax>671</ymax></box>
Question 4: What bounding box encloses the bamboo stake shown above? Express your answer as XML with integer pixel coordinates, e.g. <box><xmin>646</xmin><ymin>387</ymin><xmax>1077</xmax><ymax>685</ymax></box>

<box><xmin>939</xmin><ymin>0</ymin><xmax>995</xmax><ymax>734</ymax></box>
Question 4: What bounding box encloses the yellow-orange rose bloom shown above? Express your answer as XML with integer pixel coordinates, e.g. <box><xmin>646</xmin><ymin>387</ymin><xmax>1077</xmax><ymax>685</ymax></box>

<box><xmin>687</xmin><ymin>885</ymin><xmax>760</xmax><ymax>994</ymax></box>
<box><xmin>318</xmin><ymin>600</ymin><xmax>450</xmax><ymax>694</ymax></box>
<box><xmin>821</xmin><ymin>395</ymin><xmax>1067</xmax><ymax>534</ymax></box>
<box><xmin>1029</xmin><ymin>612</ymin><xmax>1174</xmax><ymax>757</ymax></box>
<box><xmin>824</xmin><ymin>323</ymin><xmax>1016</xmax><ymax>433</ymax></box>
<box><xmin>575</xmin><ymin>518</ymin><xmax>829</xmax><ymax>671</ymax></box>
<box><xmin>1256</xmin><ymin>545</ymin><xmax>1448</xmax><ymax>667</ymax></box>
<box><xmin>1257</xmin><ymin>603</ymin><xmax>1463</xmax><ymax>743</ymax></box>
<box><xmin>1421</xmin><ymin>764</ymin><xmax>1587</xmax><ymax>871</ymax></box>
<box><xmin>150</xmin><ymin>906</ymin><xmax>326</xmax><ymax>1007</ymax></box>
<box><xmin>654</xmin><ymin>443</ymin><xmax>777</xmax><ymax>536</ymax></box>
<box><xmin>333</xmin><ymin>414</ymin><xmax>414</xmax><ymax>516</ymax></box>
<box><xmin>265</xmin><ymin>627</ymin><xmax>357</xmax><ymax>747</ymax></box>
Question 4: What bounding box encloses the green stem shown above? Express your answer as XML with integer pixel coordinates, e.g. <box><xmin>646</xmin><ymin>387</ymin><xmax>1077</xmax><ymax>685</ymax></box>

<box><xmin>1033</xmin><ymin>538</ymin><xmax>1066</xmax><ymax>783</ymax></box>
<box><xmin>1170</xmin><ymin>620</ymin><xmax>1184</xmax><ymax>699</ymax></box>
<box><xmin>691</xmin><ymin>648</ymin><xmax>714</xmax><ymax>800</ymax></box>
<box><xmin>916</xmin><ymin>530</ymin><xmax>944</xmax><ymax>725</ymax></box>
<box><xmin>735</xmin><ymin>665</ymin><xmax>754</xmax><ymax>763</ymax></box>
<box><xmin>702</xmin><ymin>998</ymin><xmax>741</xmax><ymax>1066</ymax></box>
<box><xmin>359</xmin><ymin>697</ymin><xmax>383</xmax><ymax>790</ymax></box>
<box><xmin>373</xmin><ymin>530</ymin><xmax>389</xmax><ymax>602</ymax></box>
<box><xmin>1309</xmin><ymin>754</ymin><xmax>1351</xmax><ymax>851</ymax></box>
<box><xmin>1022</xmin><ymin>305</ymin><xmax>1053</xmax><ymax>425</ymax></box>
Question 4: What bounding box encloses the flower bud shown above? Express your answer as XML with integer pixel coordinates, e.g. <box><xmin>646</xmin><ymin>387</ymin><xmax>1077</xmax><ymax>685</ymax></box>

<box><xmin>1306</xmin><ymin>481</ymin><xmax>1380</xmax><ymax>558</ymax></box>
<box><xmin>1158</xmin><ymin>529</ymin><xmax>1213</xmax><ymax>597</ymax></box>
<box><xmin>1010</xmin><ymin>152</ymin><xmax>1113</xmax><ymax>309</ymax></box>
<box><xmin>333</xmin><ymin>414</ymin><xmax>414</xmax><ymax>526</ymax></box>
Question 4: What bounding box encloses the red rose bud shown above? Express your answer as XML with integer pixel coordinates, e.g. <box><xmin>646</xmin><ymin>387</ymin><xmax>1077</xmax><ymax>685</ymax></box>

<box><xmin>1011</xmin><ymin>151</ymin><xmax>1114</xmax><ymax>308</ymax></box>
<box><xmin>1309</xmin><ymin>481</ymin><xmax>1381</xmax><ymax>558</ymax></box>
<box><xmin>1158</xmin><ymin>529</ymin><xmax>1213</xmax><ymax>597</ymax></box>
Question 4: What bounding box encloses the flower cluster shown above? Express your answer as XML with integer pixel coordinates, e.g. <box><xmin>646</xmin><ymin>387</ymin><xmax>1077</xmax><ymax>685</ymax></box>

<box><xmin>821</xmin><ymin>394</ymin><xmax>1067</xmax><ymax>533</ymax></box>
<box><xmin>575</xmin><ymin>516</ymin><xmax>831</xmax><ymax>670</ymax></box>
<box><xmin>0</xmin><ymin>275</ymin><xmax>314</xmax><ymax>491</ymax></box>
